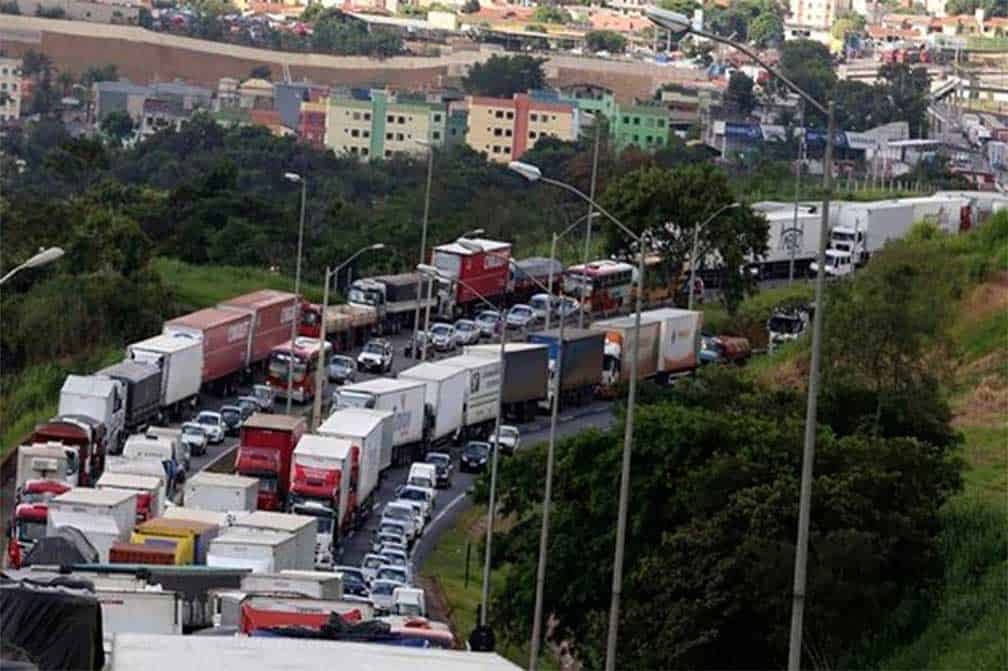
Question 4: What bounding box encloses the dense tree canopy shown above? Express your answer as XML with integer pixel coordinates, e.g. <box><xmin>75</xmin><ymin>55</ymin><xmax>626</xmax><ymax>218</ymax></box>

<box><xmin>585</xmin><ymin>30</ymin><xmax>628</xmax><ymax>54</ymax></box>
<box><xmin>462</xmin><ymin>55</ymin><xmax>547</xmax><ymax>98</ymax></box>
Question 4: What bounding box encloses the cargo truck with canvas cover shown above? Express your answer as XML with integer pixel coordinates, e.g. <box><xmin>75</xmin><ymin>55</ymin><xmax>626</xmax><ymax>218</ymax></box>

<box><xmin>317</xmin><ymin>407</ymin><xmax>391</xmax><ymax>526</ymax></box>
<box><xmin>288</xmin><ymin>434</ymin><xmax>353</xmax><ymax>569</ymax></box>
<box><xmin>98</xmin><ymin>361</ymin><xmax>162</xmax><ymax>438</ymax></box>
<box><xmin>463</xmin><ymin>344</ymin><xmax>548</xmax><ymax>424</ymax></box>
<box><xmin>332</xmin><ymin>378</ymin><xmax>426</xmax><ymax>466</ymax></box>
<box><xmin>126</xmin><ymin>334</ymin><xmax>202</xmax><ymax>420</ymax></box>
<box><xmin>218</xmin><ymin>290</ymin><xmax>299</xmax><ymax>368</ymax></box>
<box><xmin>236</xmin><ymin>414</ymin><xmax>307</xmax><ymax>511</ymax></box>
<box><xmin>300</xmin><ymin>302</ymin><xmax>377</xmax><ymax>352</ymax></box>
<box><xmin>348</xmin><ymin>272</ymin><xmax>435</xmax><ymax>335</ymax></box>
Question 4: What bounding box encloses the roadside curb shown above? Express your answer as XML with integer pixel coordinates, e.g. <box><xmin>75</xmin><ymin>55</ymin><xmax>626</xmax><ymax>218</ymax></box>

<box><xmin>520</xmin><ymin>404</ymin><xmax>613</xmax><ymax>434</ymax></box>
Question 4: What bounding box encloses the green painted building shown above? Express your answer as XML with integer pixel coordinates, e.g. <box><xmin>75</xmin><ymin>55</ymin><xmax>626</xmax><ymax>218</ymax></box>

<box><xmin>610</xmin><ymin>103</ymin><xmax>672</xmax><ymax>152</ymax></box>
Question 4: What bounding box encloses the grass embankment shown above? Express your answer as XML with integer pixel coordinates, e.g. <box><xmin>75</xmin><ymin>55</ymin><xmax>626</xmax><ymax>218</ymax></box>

<box><xmin>1</xmin><ymin>348</ymin><xmax>123</xmax><ymax>456</ymax></box>
<box><xmin>421</xmin><ymin>506</ymin><xmax>559</xmax><ymax>670</ymax></box>
<box><xmin>153</xmin><ymin>257</ymin><xmax>325</xmax><ymax>311</ymax></box>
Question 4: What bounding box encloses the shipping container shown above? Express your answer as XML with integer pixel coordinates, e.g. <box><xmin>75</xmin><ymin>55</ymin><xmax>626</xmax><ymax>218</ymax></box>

<box><xmin>332</xmin><ymin>379</ymin><xmax>426</xmax><ymax>465</ymax></box>
<box><xmin>219</xmin><ymin>290</ymin><xmax>299</xmax><ymax>366</ymax></box>
<box><xmin>208</xmin><ymin>529</ymin><xmax>297</xmax><ymax>573</ymax></box>
<box><xmin>133</xmin><ymin>517</ymin><xmax>220</xmax><ymax>565</ymax></box>
<box><xmin>528</xmin><ymin>329</ymin><xmax>604</xmax><ymax>407</ymax></box>
<box><xmin>98</xmin><ymin>361</ymin><xmax>162</xmax><ymax>435</ymax></box>
<box><xmin>463</xmin><ymin>343</ymin><xmax>549</xmax><ymax>423</ymax></box>
<box><xmin>163</xmin><ymin>307</ymin><xmax>254</xmax><ymax>388</ymax></box>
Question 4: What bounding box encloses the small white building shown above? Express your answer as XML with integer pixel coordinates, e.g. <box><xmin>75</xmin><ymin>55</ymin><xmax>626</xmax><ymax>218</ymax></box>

<box><xmin>0</xmin><ymin>57</ymin><xmax>22</xmax><ymax>123</ymax></box>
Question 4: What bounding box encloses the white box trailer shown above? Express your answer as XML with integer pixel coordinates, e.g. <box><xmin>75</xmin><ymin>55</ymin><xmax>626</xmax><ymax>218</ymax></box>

<box><xmin>318</xmin><ymin>408</ymin><xmax>392</xmax><ymax>506</ymax></box>
<box><xmin>184</xmin><ymin>472</ymin><xmax>259</xmax><ymax>513</ymax></box>
<box><xmin>109</xmin><ymin>633</ymin><xmax>524</xmax><ymax>670</ymax></box>
<box><xmin>240</xmin><ymin>571</ymin><xmax>343</xmax><ymax>600</ymax></box>
<box><xmin>643</xmin><ymin>308</ymin><xmax>703</xmax><ymax>376</ymax></box>
<box><xmin>96</xmin><ymin>588</ymin><xmax>183</xmax><ymax>637</ymax></box>
<box><xmin>333</xmin><ymin>378</ymin><xmax>426</xmax><ymax>466</ymax></box>
<box><xmin>398</xmin><ymin>362</ymin><xmax>467</xmax><ymax>446</ymax></box>
<box><xmin>162</xmin><ymin>505</ymin><xmax>240</xmax><ymax>528</ymax></box>
<box><xmin>105</xmin><ymin>456</ymin><xmax>171</xmax><ymax>504</ymax></box>
<box><xmin>96</xmin><ymin>472</ymin><xmax>166</xmax><ymax>521</ymax></box>
<box><xmin>208</xmin><ymin>529</ymin><xmax>297</xmax><ymax>573</ymax></box>
<box><xmin>127</xmin><ymin>334</ymin><xmax>202</xmax><ymax>415</ymax></box>
<box><xmin>47</xmin><ymin>488</ymin><xmax>137</xmax><ymax>562</ymax></box>
<box><xmin>59</xmin><ymin>374</ymin><xmax>127</xmax><ymax>453</ymax></box>
<box><xmin>233</xmin><ymin>510</ymin><xmax>317</xmax><ymax>572</ymax></box>
<box><xmin>440</xmin><ymin>352</ymin><xmax>502</xmax><ymax>432</ymax></box>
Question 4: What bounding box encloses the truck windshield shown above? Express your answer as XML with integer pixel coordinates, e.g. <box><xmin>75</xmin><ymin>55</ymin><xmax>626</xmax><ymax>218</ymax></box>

<box><xmin>364</xmin><ymin>343</ymin><xmax>385</xmax><ymax>355</ymax></box>
<box><xmin>336</xmin><ymin>391</ymin><xmax>375</xmax><ymax>409</ymax></box>
<box><xmin>768</xmin><ymin>316</ymin><xmax>803</xmax><ymax>334</ymax></box>
<box><xmin>301</xmin><ymin>310</ymin><xmax>320</xmax><ymax>327</ymax></box>
<box><xmin>398</xmin><ymin>602</ymin><xmax>422</xmax><ymax>617</ymax></box>
<box><xmin>432</xmin><ymin>251</ymin><xmax>461</xmax><ymax>277</ymax></box>
<box><xmin>270</xmin><ymin>352</ymin><xmax>307</xmax><ymax>382</ymax></box>
<box><xmin>16</xmin><ymin>519</ymin><xmax>46</xmax><ymax>542</ymax></box>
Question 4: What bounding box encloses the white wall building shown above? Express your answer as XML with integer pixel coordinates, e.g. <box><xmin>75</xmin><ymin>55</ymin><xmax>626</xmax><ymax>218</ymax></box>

<box><xmin>0</xmin><ymin>57</ymin><xmax>22</xmax><ymax>123</ymax></box>
<box><xmin>788</xmin><ymin>0</ymin><xmax>853</xmax><ymax>31</ymax></box>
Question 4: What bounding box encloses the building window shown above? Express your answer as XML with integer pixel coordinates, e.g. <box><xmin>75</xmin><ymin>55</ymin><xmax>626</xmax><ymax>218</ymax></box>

<box><xmin>396</xmin><ymin>133</ymin><xmax>404</xmax><ymax>141</ymax></box>
<box><xmin>363</xmin><ymin>130</ymin><xmax>370</xmax><ymax>138</ymax></box>
<box><xmin>622</xmin><ymin>116</ymin><xmax>630</xmax><ymax>124</ymax></box>
<box><xmin>351</xmin><ymin>129</ymin><xmax>359</xmax><ymax>137</ymax></box>
<box><xmin>433</xmin><ymin>113</ymin><xmax>442</xmax><ymax>122</ymax></box>
<box><xmin>385</xmin><ymin>150</ymin><xmax>392</xmax><ymax>157</ymax></box>
<box><xmin>398</xmin><ymin>116</ymin><xmax>405</xmax><ymax>123</ymax></box>
<box><xmin>386</xmin><ymin>132</ymin><xmax>393</xmax><ymax>140</ymax></box>
<box><xmin>353</xmin><ymin>112</ymin><xmax>361</xmax><ymax>120</ymax></box>
<box><xmin>364</xmin><ymin>112</ymin><xmax>371</xmax><ymax>121</ymax></box>
<box><xmin>493</xmin><ymin>145</ymin><xmax>501</xmax><ymax>153</ymax></box>
<box><xmin>506</xmin><ymin>111</ymin><xmax>514</xmax><ymax>120</ymax></box>
<box><xmin>646</xmin><ymin>135</ymin><xmax>653</xmax><ymax>143</ymax></box>
<box><xmin>350</xmin><ymin>146</ymin><xmax>358</xmax><ymax>154</ymax></box>
<box><xmin>362</xmin><ymin>148</ymin><xmax>369</xmax><ymax>156</ymax></box>
<box><xmin>657</xmin><ymin>119</ymin><xmax>665</xmax><ymax>128</ymax></box>
<box><xmin>387</xmin><ymin>115</ymin><xmax>394</xmax><ymax>123</ymax></box>
<box><xmin>530</xmin><ymin>113</ymin><xmax>538</xmax><ymax>122</ymax></box>
<box><xmin>529</xmin><ymin>131</ymin><xmax>537</xmax><ymax>139</ymax></box>
<box><xmin>551</xmin><ymin>115</ymin><xmax>557</xmax><ymax>121</ymax></box>
<box><xmin>633</xmin><ymin>117</ymin><xmax>640</xmax><ymax>125</ymax></box>
<box><xmin>505</xmin><ymin>129</ymin><xmax>512</xmax><ymax>137</ymax></box>
<box><xmin>494</xmin><ymin>128</ymin><xmax>503</xmax><ymax>137</ymax></box>
<box><xmin>495</xmin><ymin>110</ymin><xmax>504</xmax><ymax>118</ymax></box>
<box><xmin>0</xmin><ymin>68</ymin><xmax>6</xmax><ymax>75</ymax></box>
<box><xmin>432</xmin><ymin>131</ymin><xmax>441</xmax><ymax>140</ymax></box>
<box><xmin>633</xmin><ymin>134</ymin><xmax>639</xmax><ymax>143</ymax></box>
<box><xmin>451</xmin><ymin>128</ymin><xmax>457</xmax><ymax>136</ymax></box>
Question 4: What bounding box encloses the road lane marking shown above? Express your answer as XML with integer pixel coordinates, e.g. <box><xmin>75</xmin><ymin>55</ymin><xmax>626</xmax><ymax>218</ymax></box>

<box><xmin>428</xmin><ymin>491</ymin><xmax>468</xmax><ymax>529</ymax></box>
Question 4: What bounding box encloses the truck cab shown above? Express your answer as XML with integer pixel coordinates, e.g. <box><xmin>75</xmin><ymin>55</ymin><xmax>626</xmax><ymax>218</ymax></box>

<box><xmin>122</xmin><ymin>434</ymin><xmax>182</xmax><ymax>497</ymax></box>
<box><xmin>236</xmin><ymin>414</ymin><xmax>307</xmax><ymax>511</ymax></box>
<box><xmin>11</xmin><ymin>480</ymin><xmax>72</xmax><ymax>554</ymax></box>
<box><xmin>767</xmin><ymin>308</ymin><xmax>811</xmax><ymax>353</ymax></box>
<box><xmin>30</xmin><ymin>415</ymin><xmax>108</xmax><ymax>486</ymax></box>
<box><xmin>59</xmin><ymin>374</ymin><xmax>127</xmax><ymax>454</ymax></box>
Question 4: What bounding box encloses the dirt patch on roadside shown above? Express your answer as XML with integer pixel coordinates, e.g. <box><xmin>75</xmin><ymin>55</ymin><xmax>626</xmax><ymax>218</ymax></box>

<box><xmin>952</xmin><ymin>373</ymin><xmax>1008</xmax><ymax>428</ymax></box>
<box><xmin>419</xmin><ymin>574</ymin><xmax>460</xmax><ymax>646</ymax></box>
<box><xmin>960</xmin><ymin>276</ymin><xmax>1008</xmax><ymax>326</ymax></box>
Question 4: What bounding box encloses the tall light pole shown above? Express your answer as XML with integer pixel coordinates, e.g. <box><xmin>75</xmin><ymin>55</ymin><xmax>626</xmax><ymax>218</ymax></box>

<box><xmin>418</xmin><ymin>262</ymin><xmax>505</xmax><ymax>631</ymax></box>
<box><xmin>646</xmin><ymin>9</ymin><xmax>836</xmax><ymax>670</ymax></box>
<box><xmin>311</xmin><ymin>243</ymin><xmax>386</xmax><ymax>429</ymax></box>
<box><xmin>508</xmin><ymin>160</ymin><xmax>645</xmax><ymax>671</ymax></box>
<box><xmin>284</xmin><ymin>171</ymin><xmax>307</xmax><ymax>415</ymax></box>
<box><xmin>546</xmin><ymin>212</ymin><xmax>599</xmax><ymax>332</ymax></box>
<box><xmin>687</xmin><ymin>202</ymin><xmax>741</xmax><ymax>311</ymax></box>
<box><xmin>789</xmin><ymin>101</ymin><xmax>806</xmax><ymax>285</ymax></box>
<box><xmin>411</xmin><ymin>139</ymin><xmax>435</xmax><ymax>360</ymax></box>
<box><xmin>580</xmin><ymin>119</ymin><xmax>602</xmax><ymax>329</ymax></box>
<box><xmin>419</xmin><ymin>228</ymin><xmax>485</xmax><ymax>362</ymax></box>
<box><xmin>0</xmin><ymin>247</ymin><xmax>64</xmax><ymax>286</ymax></box>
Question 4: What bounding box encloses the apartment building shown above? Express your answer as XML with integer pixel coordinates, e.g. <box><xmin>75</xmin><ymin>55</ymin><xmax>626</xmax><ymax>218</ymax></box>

<box><xmin>610</xmin><ymin>103</ymin><xmax>672</xmax><ymax>152</ymax></box>
<box><xmin>466</xmin><ymin>93</ymin><xmax>580</xmax><ymax>163</ymax></box>
<box><xmin>0</xmin><ymin>57</ymin><xmax>22</xmax><ymax>123</ymax></box>
<box><xmin>788</xmin><ymin>0</ymin><xmax>852</xmax><ymax>31</ymax></box>
<box><xmin>323</xmin><ymin>89</ymin><xmax>460</xmax><ymax>160</ymax></box>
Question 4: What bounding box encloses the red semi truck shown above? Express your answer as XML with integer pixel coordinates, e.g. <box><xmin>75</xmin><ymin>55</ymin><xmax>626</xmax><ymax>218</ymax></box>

<box><xmin>30</xmin><ymin>415</ymin><xmax>109</xmax><ymax>486</ymax></box>
<box><xmin>431</xmin><ymin>238</ymin><xmax>511</xmax><ymax>318</ymax></box>
<box><xmin>163</xmin><ymin>307</ymin><xmax>254</xmax><ymax>395</ymax></box>
<box><xmin>235</xmin><ymin>413</ymin><xmax>306</xmax><ymax>511</ymax></box>
<box><xmin>219</xmin><ymin>290</ymin><xmax>299</xmax><ymax>367</ymax></box>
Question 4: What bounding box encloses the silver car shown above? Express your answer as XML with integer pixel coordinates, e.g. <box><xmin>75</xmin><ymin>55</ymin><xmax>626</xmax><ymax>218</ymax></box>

<box><xmin>506</xmin><ymin>304</ymin><xmax>537</xmax><ymax>330</ymax></box>
<box><xmin>454</xmin><ymin>319</ymin><xmax>481</xmax><ymax>345</ymax></box>
<box><xmin>429</xmin><ymin>323</ymin><xmax>458</xmax><ymax>352</ymax></box>
<box><xmin>180</xmin><ymin>422</ymin><xmax>208</xmax><ymax>457</ymax></box>
<box><xmin>475</xmin><ymin>310</ymin><xmax>501</xmax><ymax>338</ymax></box>
<box><xmin>370</xmin><ymin>578</ymin><xmax>405</xmax><ymax>613</ymax></box>
<box><xmin>195</xmin><ymin>411</ymin><xmax>225</xmax><ymax>444</ymax></box>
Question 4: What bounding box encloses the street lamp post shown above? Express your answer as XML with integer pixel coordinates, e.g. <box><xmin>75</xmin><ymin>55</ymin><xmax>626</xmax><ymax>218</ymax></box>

<box><xmin>508</xmin><ymin>160</ymin><xmax>645</xmax><ymax>671</ymax></box>
<box><xmin>645</xmin><ymin>9</ymin><xmax>836</xmax><ymax>670</ymax></box>
<box><xmin>0</xmin><ymin>247</ymin><xmax>65</xmax><ymax>286</ymax></box>
<box><xmin>418</xmin><ymin>262</ymin><xmax>505</xmax><ymax>631</ymax></box>
<box><xmin>411</xmin><ymin>140</ymin><xmax>435</xmax><ymax>361</ymax></box>
<box><xmin>419</xmin><ymin>228</ymin><xmax>485</xmax><ymax>362</ymax></box>
<box><xmin>284</xmin><ymin>172</ymin><xmax>307</xmax><ymax>415</ymax></box>
<box><xmin>687</xmin><ymin>202</ymin><xmax>741</xmax><ymax>311</ymax></box>
<box><xmin>311</xmin><ymin>244</ymin><xmax>386</xmax><ymax>429</ymax></box>
<box><xmin>546</xmin><ymin>212</ymin><xmax>599</xmax><ymax>332</ymax></box>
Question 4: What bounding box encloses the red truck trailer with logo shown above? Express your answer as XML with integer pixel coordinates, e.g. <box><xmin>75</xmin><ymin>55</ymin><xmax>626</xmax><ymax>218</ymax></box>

<box><xmin>235</xmin><ymin>413</ymin><xmax>307</xmax><ymax>511</ymax></box>
<box><xmin>219</xmin><ymin>290</ymin><xmax>299</xmax><ymax>368</ymax></box>
<box><xmin>431</xmin><ymin>238</ymin><xmax>511</xmax><ymax>318</ymax></box>
<box><xmin>163</xmin><ymin>307</ymin><xmax>254</xmax><ymax>394</ymax></box>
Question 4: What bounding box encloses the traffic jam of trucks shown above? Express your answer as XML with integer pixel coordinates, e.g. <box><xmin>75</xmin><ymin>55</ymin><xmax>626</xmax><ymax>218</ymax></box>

<box><xmin>15</xmin><ymin>195</ymin><xmax>1001</xmax><ymax>659</ymax></box>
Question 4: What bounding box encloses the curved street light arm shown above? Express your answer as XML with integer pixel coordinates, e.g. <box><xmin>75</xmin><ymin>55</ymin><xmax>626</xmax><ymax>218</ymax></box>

<box><xmin>538</xmin><ymin>177</ymin><xmax>641</xmax><ymax>244</ymax></box>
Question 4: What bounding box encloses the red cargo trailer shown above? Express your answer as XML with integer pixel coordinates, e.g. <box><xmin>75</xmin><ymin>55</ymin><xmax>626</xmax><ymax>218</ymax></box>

<box><xmin>431</xmin><ymin>238</ymin><xmax>511</xmax><ymax>318</ymax></box>
<box><xmin>219</xmin><ymin>290</ymin><xmax>299</xmax><ymax>368</ymax></box>
<box><xmin>164</xmin><ymin>307</ymin><xmax>253</xmax><ymax>393</ymax></box>
<box><xmin>235</xmin><ymin>413</ymin><xmax>307</xmax><ymax>511</ymax></box>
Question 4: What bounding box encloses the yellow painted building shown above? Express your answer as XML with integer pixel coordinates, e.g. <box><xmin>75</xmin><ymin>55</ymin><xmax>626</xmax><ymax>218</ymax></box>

<box><xmin>465</xmin><ymin>93</ymin><xmax>579</xmax><ymax>163</ymax></box>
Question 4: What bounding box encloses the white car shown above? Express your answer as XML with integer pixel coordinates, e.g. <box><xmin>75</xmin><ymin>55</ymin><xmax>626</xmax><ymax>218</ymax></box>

<box><xmin>180</xmin><ymin>422</ymin><xmax>208</xmax><ymax>457</ymax></box>
<box><xmin>475</xmin><ymin>310</ymin><xmax>501</xmax><ymax>338</ymax></box>
<box><xmin>360</xmin><ymin>553</ymin><xmax>387</xmax><ymax>584</ymax></box>
<box><xmin>358</xmin><ymin>339</ymin><xmax>393</xmax><ymax>373</ymax></box>
<box><xmin>529</xmin><ymin>293</ymin><xmax>557</xmax><ymax>323</ymax></box>
<box><xmin>376</xmin><ymin>564</ymin><xmax>411</xmax><ymax>587</ymax></box>
<box><xmin>370</xmin><ymin>578</ymin><xmax>406</xmax><ymax>613</ymax></box>
<box><xmin>373</xmin><ymin>522</ymin><xmax>409</xmax><ymax>552</ymax></box>
<box><xmin>490</xmin><ymin>425</ymin><xmax>521</xmax><ymax>456</ymax></box>
<box><xmin>429</xmin><ymin>323</ymin><xmax>458</xmax><ymax>352</ymax></box>
<box><xmin>379</xmin><ymin>540</ymin><xmax>409</xmax><ymax>556</ymax></box>
<box><xmin>382</xmin><ymin>501</ymin><xmax>420</xmax><ymax>541</ymax></box>
<box><xmin>195</xmin><ymin>411</ymin><xmax>225</xmax><ymax>444</ymax></box>
<box><xmin>379</xmin><ymin>548</ymin><xmax>412</xmax><ymax>582</ymax></box>
<box><xmin>396</xmin><ymin>499</ymin><xmax>426</xmax><ymax>533</ymax></box>
<box><xmin>506</xmin><ymin>304</ymin><xmax>537</xmax><ymax>330</ymax></box>
<box><xmin>396</xmin><ymin>485</ymin><xmax>432</xmax><ymax>521</ymax></box>
<box><xmin>454</xmin><ymin>319</ymin><xmax>481</xmax><ymax>345</ymax></box>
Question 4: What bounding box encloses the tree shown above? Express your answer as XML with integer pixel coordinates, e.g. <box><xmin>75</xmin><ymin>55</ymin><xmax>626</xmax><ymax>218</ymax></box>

<box><xmin>488</xmin><ymin>367</ymin><xmax>962</xmax><ymax>669</ymax></box>
<box><xmin>748</xmin><ymin>11</ymin><xmax>783</xmax><ymax>46</ymax></box>
<box><xmin>101</xmin><ymin>110</ymin><xmax>135</xmax><ymax>144</ymax></box>
<box><xmin>877</xmin><ymin>62</ymin><xmax>930</xmax><ymax>138</ymax></box>
<box><xmin>460</xmin><ymin>0</ymin><xmax>480</xmax><ymax>12</ymax></box>
<box><xmin>248</xmin><ymin>65</ymin><xmax>272</xmax><ymax>80</ymax></box>
<box><xmin>777</xmin><ymin>39</ymin><xmax>836</xmax><ymax>118</ymax></box>
<box><xmin>945</xmin><ymin>0</ymin><xmax>1006</xmax><ymax>17</ymax></box>
<box><xmin>462</xmin><ymin>55</ymin><xmax>546</xmax><ymax>98</ymax></box>
<box><xmin>530</xmin><ymin>5</ymin><xmax>571</xmax><ymax>24</ymax></box>
<box><xmin>831</xmin><ymin>11</ymin><xmax>866</xmax><ymax>41</ymax></box>
<box><xmin>724</xmin><ymin>71</ymin><xmax>756</xmax><ymax>116</ymax></box>
<box><xmin>598</xmin><ymin>163</ymin><xmax>768</xmax><ymax>311</ymax></box>
<box><xmin>585</xmin><ymin>30</ymin><xmax>628</xmax><ymax>54</ymax></box>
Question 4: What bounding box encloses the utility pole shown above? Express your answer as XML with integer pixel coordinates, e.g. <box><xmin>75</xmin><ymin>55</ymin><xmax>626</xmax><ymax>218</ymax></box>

<box><xmin>579</xmin><ymin>120</ymin><xmax>601</xmax><ymax>329</ymax></box>
<box><xmin>789</xmin><ymin>101</ymin><xmax>805</xmax><ymax>285</ymax></box>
